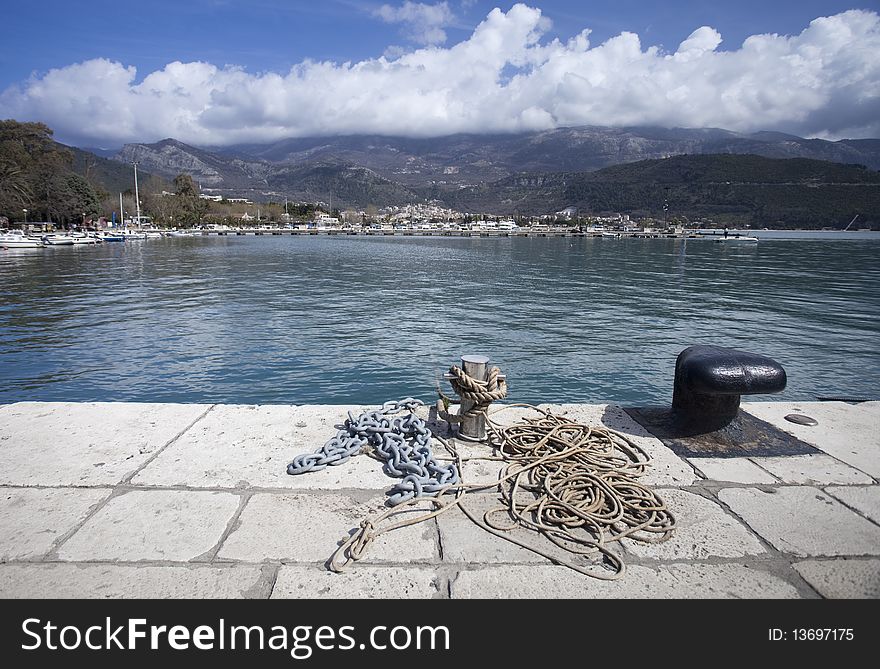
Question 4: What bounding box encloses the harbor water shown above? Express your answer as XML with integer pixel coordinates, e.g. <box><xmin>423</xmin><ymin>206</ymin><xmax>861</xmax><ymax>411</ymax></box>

<box><xmin>1</xmin><ymin>234</ymin><xmax>878</xmax><ymax>406</ymax></box>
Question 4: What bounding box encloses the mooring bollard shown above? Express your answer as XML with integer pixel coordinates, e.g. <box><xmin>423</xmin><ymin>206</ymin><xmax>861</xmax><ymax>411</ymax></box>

<box><xmin>458</xmin><ymin>354</ymin><xmax>489</xmax><ymax>441</ymax></box>
<box><xmin>671</xmin><ymin>345</ymin><xmax>787</xmax><ymax>432</ymax></box>
<box><xmin>442</xmin><ymin>353</ymin><xmax>507</xmax><ymax>442</ymax></box>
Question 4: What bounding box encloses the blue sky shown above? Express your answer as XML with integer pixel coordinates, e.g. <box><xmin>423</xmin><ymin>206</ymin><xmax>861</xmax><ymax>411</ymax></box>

<box><xmin>1</xmin><ymin>1</ymin><xmax>868</xmax><ymax>88</ymax></box>
<box><xmin>1</xmin><ymin>2</ymin><xmax>878</xmax><ymax>145</ymax></box>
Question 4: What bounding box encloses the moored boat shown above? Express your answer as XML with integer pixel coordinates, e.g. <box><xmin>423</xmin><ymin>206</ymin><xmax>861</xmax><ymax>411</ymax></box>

<box><xmin>714</xmin><ymin>235</ymin><xmax>759</xmax><ymax>243</ymax></box>
<box><xmin>70</xmin><ymin>233</ymin><xmax>101</xmax><ymax>245</ymax></box>
<box><xmin>0</xmin><ymin>230</ymin><xmax>46</xmax><ymax>248</ymax></box>
<box><xmin>41</xmin><ymin>234</ymin><xmax>76</xmax><ymax>246</ymax></box>
<box><xmin>95</xmin><ymin>231</ymin><xmax>125</xmax><ymax>242</ymax></box>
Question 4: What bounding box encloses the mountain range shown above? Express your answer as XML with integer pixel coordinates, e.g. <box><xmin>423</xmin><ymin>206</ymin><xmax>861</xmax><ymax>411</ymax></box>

<box><xmin>63</xmin><ymin>125</ymin><xmax>880</xmax><ymax>226</ymax></box>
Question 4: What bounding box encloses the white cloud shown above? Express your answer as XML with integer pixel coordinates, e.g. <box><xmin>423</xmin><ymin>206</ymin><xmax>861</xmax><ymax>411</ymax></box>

<box><xmin>374</xmin><ymin>1</ymin><xmax>455</xmax><ymax>46</ymax></box>
<box><xmin>1</xmin><ymin>4</ymin><xmax>878</xmax><ymax>146</ymax></box>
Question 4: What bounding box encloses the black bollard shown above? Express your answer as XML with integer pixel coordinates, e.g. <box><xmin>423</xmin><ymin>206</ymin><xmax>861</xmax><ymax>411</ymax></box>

<box><xmin>671</xmin><ymin>345</ymin><xmax>787</xmax><ymax>432</ymax></box>
<box><xmin>625</xmin><ymin>344</ymin><xmax>815</xmax><ymax>457</ymax></box>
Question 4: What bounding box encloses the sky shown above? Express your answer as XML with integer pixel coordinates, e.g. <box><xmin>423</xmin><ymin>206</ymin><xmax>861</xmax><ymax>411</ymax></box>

<box><xmin>1</xmin><ymin>1</ymin><xmax>878</xmax><ymax>147</ymax></box>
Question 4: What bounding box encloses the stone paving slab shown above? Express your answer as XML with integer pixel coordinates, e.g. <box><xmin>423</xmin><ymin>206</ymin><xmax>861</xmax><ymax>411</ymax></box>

<box><xmin>793</xmin><ymin>559</ymin><xmax>880</xmax><ymax>599</ymax></box>
<box><xmin>451</xmin><ymin>442</ymin><xmax>505</xmax><ymax>488</ymax></box>
<box><xmin>133</xmin><ymin>404</ymin><xmax>392</xmax><ymax>490</ymax></box>
<box><xmin>546</xmin><ymin>404</ymin><xmax>698</xmax><ymax>486</ymax></box>
<box><xmin>752</xmin><ymin>454</ymin><xmax>873</xmax><ymax>486</ymax></box>
<box><xmin>217</xmin><ymin>492</ymin><xmax>438</xmax><ymax>563</ymax></box>
<box><xmin>744</xmin><ymin>402</ymin><xmax>879</xmax><ymax>479</ymax></box>
<box><xmin>623</xmin><ymin>489</ymin><xmax>767</xmax><ymax>560</ymax></box>
<box><xmin>0</xmin><ymin>487</ymin><xmax>111</xmax><ymax>560</ymax></box>
<box><xmin>450</xmin><ymin>563</ymin><xmax>803</xmax><ymax>599</ymax></box>
<box><xmin>57</xmin><ymin>490</ymin><xmax>240</xmax><ymax>562</ymax></box>
<box><xmin>435</xmin><ymin>492</ymin><xmax>622</xmax><ymax>566</ymax></box>
<box><xmin>0</xmin><ymin>564</ymin><xmax>266</xmax><ymax>598</ymax></box>
<box><xmin>689</xmin><ymin>457</ymin><xmax>778</xmax><ymax>484</ymax></box>
<box><xmin>271</xmin><ymin>565</ymin><xmax>443</xmax><ymax>598</ymax></box>
<box><xmin>825</xmin><ymin>486</ymin><xmax>880</xmax><ymax>525</ymax></box>
<box><xmin>719</xmin><ymin>487</ymin><xmax>880</xmax><ymax>557</ymax></box>
<box><xmin>0</xmin><ymin>402</ymin><xmax>211</xmax><ymax>486</ymax></box>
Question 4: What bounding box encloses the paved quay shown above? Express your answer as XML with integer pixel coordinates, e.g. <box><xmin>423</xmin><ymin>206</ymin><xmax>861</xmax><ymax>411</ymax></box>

<box><xmin>0</xmin><ymin>400</ymin><xmax>877</xmax><ymax>599</ymax></box>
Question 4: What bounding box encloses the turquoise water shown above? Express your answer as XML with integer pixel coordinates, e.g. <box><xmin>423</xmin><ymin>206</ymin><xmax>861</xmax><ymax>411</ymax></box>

<box><xmin>1</xmin><ymin>234</ymin><xmax>878</xmax><ymax>406</ymax></box>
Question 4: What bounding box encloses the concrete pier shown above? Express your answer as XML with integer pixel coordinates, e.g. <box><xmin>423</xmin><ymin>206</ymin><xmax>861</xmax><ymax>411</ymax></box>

<box><xmin>0</xmin><ymin>400</ymin><xmax>877</xmax><ymax>599</ymax></box>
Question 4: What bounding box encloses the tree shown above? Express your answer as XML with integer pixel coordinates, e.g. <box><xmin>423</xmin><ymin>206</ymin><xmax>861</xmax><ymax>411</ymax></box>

<box><xmin>51</xmin><ymin>173</ymin><xmax>100</xmax><ymax>224</ymax></box>
<box><xmin>0</xmin><ymin>120</ymin><xmax>99</xmax><ymax>224</ymax></box>
<box><xmin>172</xmin><ymin>173</ymin><xmax>208</xmax><ymax>226</ymax></box>
<box><xmin>0</xmin><ymin>160</ymin><xmax>32</xmax><ymax>214</ymax></box>
<box><xmin>174</xmin><ymin>174</ymin><xmax>197</xmax><ymax>198</ymax></box>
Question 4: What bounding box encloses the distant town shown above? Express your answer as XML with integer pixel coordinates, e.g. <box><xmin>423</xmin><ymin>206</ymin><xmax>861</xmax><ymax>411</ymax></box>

<box><xmin>7</xmin><ymin>192</ymin><xmax>770</xmax><ymax>236</ymax></box>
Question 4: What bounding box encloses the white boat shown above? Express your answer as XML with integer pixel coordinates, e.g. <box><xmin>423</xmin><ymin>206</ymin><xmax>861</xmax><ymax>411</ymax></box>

<box><xmin>715</xmin><ymin>235</ymin><xmax>759</xmax><ymax>243</ymax></box>
<box><xmin>143</xmin><ymin>231</ymin><xmax>164</xmax><ymax>239</ymax></box>
<box><xmin>41</xmin><ymin>234</ymin><xmax>76</xmax><ymax>246</ymax></box>
<box><xmin>94</xmin><ymin>231</ymin><xmax>125</xmax><ymax>242</ymax></box>
<box><xmin>0</xmin><ymin>230</ymin><xmax>45</xmax><ymax>248</ymax></box>
<box><xmin>70</xmin><ymin>233</ymin><xmax>101</xmax><ymax>245</ymax></box>
<box><xmin>166</xmin><ymin>230</ymin><xmax>196</xmax><ymax>237</ymax></box>
<box><xmin>120</xmin><ymin>229</ymin><xmax>148</xmax><ymax>240</ymax></box>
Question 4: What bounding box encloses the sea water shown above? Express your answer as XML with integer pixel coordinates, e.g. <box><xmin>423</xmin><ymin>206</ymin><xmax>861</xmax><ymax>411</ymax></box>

<box><xmin>1</xmin><ymin>233</ymin><xmax>877</xmax><ymax>406</ymax></box>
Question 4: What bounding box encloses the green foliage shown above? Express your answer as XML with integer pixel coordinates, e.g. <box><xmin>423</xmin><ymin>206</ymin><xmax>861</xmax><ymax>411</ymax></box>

<box><xmin>42</xmin><ymin>172</ymin><xmax>101</xmax><ymax>222</ymax></box>
<box><xmin>170</xmin><ymin>173</ymin><xmax>208</xmax><ymax>226</ymax></box>
<box><xmin>0</xmin><ymin>160</ymin><xmax>32</xmax><ymax>213</ymax></box>
<box><xmin>444</xmin><ymin>154</ymin><xmax>880</xmax><ymax>228</ymax></box>
<box><xmin>288</xmin><ymin>202</ymin><xmax>317</xmax><ymax>217</ymax></box>
<box><xmin>561</xmin><ymin>155</ymin><xmax>880</xmax><ymax>227</ymax></box>
<box><xmin>69</xmin><ymin>146</ymin><xmax>160</xmax><ymax>197</ymax></box>
<box><xmin>174</xmin><ymin>173</ymin><xmax>198</xmax><ymax>197</ymax></box>
<box><xmin>0</xmin><ymin>119</ymin><xmax>102</xmax><ymax>224</ymax></box>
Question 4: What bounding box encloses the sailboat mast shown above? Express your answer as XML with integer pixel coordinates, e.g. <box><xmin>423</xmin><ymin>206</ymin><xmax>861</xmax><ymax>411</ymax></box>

<box><xmin>133</xmin><ymin>162</ymin><xmax>141</xmax><ymax>227</ymax></box>
<box><xmin>119</xmin><ymin>192</ymin><xmax>123</xmax><ymax>227</ymax></box>
<box><xmin>844</xmin><ymin>214</ymin><xmax>859</xmax><ymax>231</ymax></box>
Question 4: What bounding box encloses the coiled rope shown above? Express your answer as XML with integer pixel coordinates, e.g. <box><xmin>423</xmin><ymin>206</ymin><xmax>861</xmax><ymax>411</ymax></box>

<box><xmin>329</xmin><ymin>403</ymin><xmax>676</xmax><ymax>580</ymax></box>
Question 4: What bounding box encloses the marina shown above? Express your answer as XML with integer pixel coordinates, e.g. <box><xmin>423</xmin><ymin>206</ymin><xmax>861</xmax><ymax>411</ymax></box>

<box><xmin>4</xmin><ymin>223</ymin><xmax>878</xmax><ymax>247</ymax></box>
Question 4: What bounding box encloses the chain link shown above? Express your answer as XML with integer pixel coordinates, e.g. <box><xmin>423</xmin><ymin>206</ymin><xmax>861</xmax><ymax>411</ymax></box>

<box><xmin>286</xmin><ymin>398</ymin><xmax>459</xmax><ymax>506</ymax></box>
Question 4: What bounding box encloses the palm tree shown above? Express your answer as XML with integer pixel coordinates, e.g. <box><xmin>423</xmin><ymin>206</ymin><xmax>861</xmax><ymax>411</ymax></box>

<box><xmin>0</xmin><ymin>160</ymin><xmax>33</xmax><ymax>217</ymax></box>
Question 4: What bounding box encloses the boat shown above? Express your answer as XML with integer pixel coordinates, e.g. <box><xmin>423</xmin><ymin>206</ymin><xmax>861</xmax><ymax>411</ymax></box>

<box><xmin>143</xmin><ymin>231</ymin><xmax>164</xmax><ymax>239</ymax></box>
<box><xmin>715</xmin><ymin>235</ymin><xmax>759</xmax><ymax>243</ymax></box>
<box><xmin>69</xmin><ymin>233</ymin><xmax>101</xmax><ymax>245</ymax></box>
<box><xmin>120</xmin><ymin>162</ymin><xmax>150</xmax><ymax>240</ymax></box>
<box><xmin>94</xmin><ymin>231</ymin><xmax>125</xmax><ymax>242</ymax></box>
<box><xmin>41</xmin><ymin>234</ymin><xmax>76</xmax><ymax>246</ymax></box>
<box><xmin>0</xmin><ymin>230</ymin><xmax>46</xmax><ymax>248</ymax></box>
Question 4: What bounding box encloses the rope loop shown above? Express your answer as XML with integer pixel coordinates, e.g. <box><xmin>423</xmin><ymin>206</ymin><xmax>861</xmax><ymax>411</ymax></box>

<box><xmin>439</xmin><ymin>364</ymin><xmax>509</xmax><ymax>423</ymax></box>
